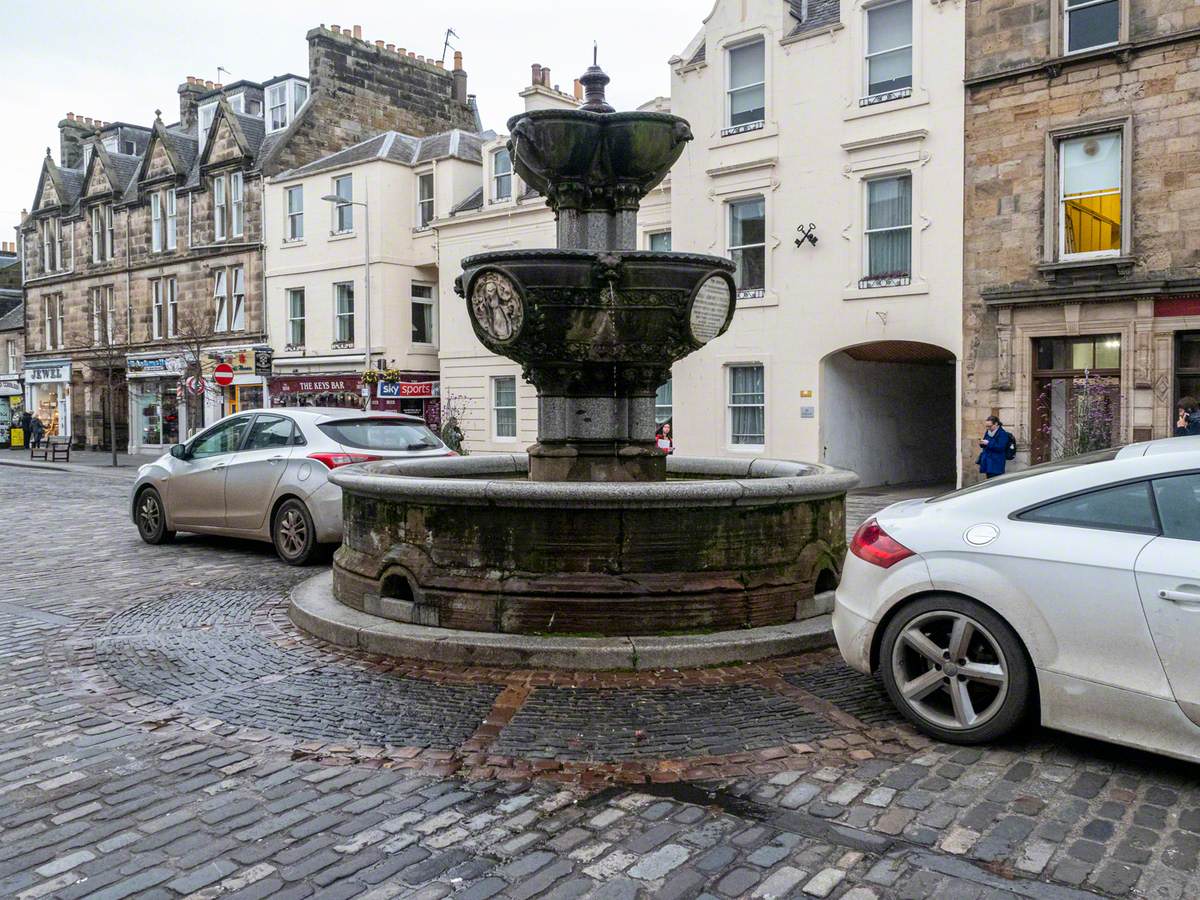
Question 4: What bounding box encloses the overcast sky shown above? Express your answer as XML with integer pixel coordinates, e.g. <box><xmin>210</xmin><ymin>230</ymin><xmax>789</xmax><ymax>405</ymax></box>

<box><xmin>1</xmin><ymin>0</ymin><xmax>712</xmax><ymax>241</ymax></box>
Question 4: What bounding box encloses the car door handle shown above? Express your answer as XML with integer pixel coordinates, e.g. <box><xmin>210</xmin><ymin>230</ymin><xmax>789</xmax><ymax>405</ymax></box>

<box><xmin>212</xmin><ymin>463</ymin><xmax>226</xmax><ymax>470</ymax></box>
<box><xmin>1159</xmin><ymin>589</ymin><xmax>1200</xmax><ymax>606</ymax></box>
<box><xmin>269</xmin><ymin>456</ymin><xmax>284</xmax><ymax>464</ymax></box>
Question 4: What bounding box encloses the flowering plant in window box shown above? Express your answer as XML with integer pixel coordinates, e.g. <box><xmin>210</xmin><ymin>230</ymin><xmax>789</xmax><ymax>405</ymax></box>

<box><xmin>360</xmin><ymin>368</ymin><xmax>404</xmax><ymax>386</ymax></box>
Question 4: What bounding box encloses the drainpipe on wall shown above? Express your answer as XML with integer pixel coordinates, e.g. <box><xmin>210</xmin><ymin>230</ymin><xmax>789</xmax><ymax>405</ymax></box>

<box><xmin>259</xmin><ymin>174</ymin><xmax>270</xmax><ymax>407</ymax></box>
<box><xmin>124</xmin><ymin>207</ymin><xmax>132</xmax><ymax>459</ymax></box>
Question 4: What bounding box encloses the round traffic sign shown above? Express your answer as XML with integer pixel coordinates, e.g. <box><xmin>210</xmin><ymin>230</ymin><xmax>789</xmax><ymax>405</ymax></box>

<box><xmin>213</xmin><ymin>363</ymin><xmax>234</xmax><ymax>386</ymax></box>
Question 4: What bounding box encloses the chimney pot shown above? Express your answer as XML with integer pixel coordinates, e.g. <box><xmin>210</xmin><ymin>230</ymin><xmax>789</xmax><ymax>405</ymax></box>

<box><xmin>330</xmin><ymin>23</ymin><xmax>340</xmax><ymax>33</ymax></box>
<box><xmin>386</xmin><ymin>42</ymin><xmax>395</xmax><ymax>51</ymax></box>
<box><xmin>417</xmin><ymin>55</ymin><xmax>425</xmax><ymax>62</ymax></box>
<box><xmin>205</xmin><ymin>80</ymin><xmax>213</xmax><ymax>88</ymax></box>
<box><xmin>531</xmin><ymin>63</ymin><xmax>542</xmax><ymax>85</ymax></box>
<box><xmin>454</xmin><ymin>50</ymin><xmax>463</xmax><ymax>71</ymax></box>
<box><xmin>67</xmin><ymin>112</ymin><xmax>74</xmax><ymax>121</ymax></box>
<box><xmin>435</xmin><ymin>59</ymin><xmax>443</xmax><ymax>67</ymax></box>
<box><xmin>352</xmin><ymin>24</ymin><xmax>362</xmax><ymax>39</ymax></box>
<box><xmin>398</xmin><ymin>47</ymin><xmax>406</xmax><ymax>55</ymax></box>
<box><xmin>215</xmin><ymin>83</ymin><xmax>222</xmax><ymax>90</ymax></box>
<box><xmin>375</xmin><ymin>40</ymin><xmax>385</xmax><ymax>48</ymax></box>
<box><xmin>573</xmin><ymin>79</ymin><xmax>583</xmax><ymax>100</ymax></box>
<box><xmin>408</xmin><ymin>51</ymin><xmax>416</xmax><ymax>58</ymax></box>
<box><xmin>542</xmin><ymin>67</ymin><xmax>550</xmax><ymax>86</ymax></box>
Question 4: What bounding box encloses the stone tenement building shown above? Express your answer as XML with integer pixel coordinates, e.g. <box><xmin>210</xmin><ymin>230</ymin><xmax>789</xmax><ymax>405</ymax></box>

<box><xmin>962</xmin><ymin>0</ymin><xmax>1200</xmax><ymax>476</ymax></box>
<box><xmin>19</xmin><ymin>24</ymin><xmax>476</xmax><ymax>450</ymax></box>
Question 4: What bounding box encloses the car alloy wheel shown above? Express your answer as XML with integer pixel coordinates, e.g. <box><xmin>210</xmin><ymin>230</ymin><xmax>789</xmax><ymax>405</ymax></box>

<box><xmin>273</xmin><ymin>499</ymin><xmax>318</xmax><ymax>565</ymax></box>
<box><xmin>891</xmin><ymin>610</ymin><xmax>1009</xmax><ymax>731</ymax></box>
<box><xmin>135</xmin><ymin>489</ymin><xmax>174</xmax><ymax>545</ymax></box>
<box><xmin>277</xmin><ymin>508</ymin><xmax>309</xmax><ymax>559</ymax></box>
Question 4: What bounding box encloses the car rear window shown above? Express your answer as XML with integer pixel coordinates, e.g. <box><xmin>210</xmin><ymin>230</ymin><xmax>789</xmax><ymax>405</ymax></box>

<box><xmin>317</xmin><ymin>418</ymin><xmax>444</xmax><ymax>452</ymax></box>
<box><xmin>1018</xmin><ymin>480</ymin><xmax>1159</xmax><ymax>534</ymax></box>
<box><xmin>927</xmin><ymin>447</ymin><xmax>1122</xmax><ymax>503</ymax></box>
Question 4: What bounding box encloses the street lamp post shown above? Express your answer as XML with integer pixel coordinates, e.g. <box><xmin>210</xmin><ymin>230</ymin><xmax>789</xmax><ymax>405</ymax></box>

<box><xmin>321</xmin><ymin>189</ymin><xmax>372</xmax><ymax>409</ymax></box>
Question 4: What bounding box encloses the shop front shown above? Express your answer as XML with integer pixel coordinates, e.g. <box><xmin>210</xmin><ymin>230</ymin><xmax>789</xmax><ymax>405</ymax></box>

<box><xmin>0</xmin><ymin>380</ymin><xmax>21</xmax><ymax>449</ymax></box>
<box><xmin>204</xmin><ymin>347</ymin><xmax>271</xmax><ymax>426</ymax></box>
<box><xmin>126</xmin><ymin>353</ymin><xmax>186</xmax><ymax>453</ymax></box>
<box><xmin>24</xmin><ymin>359</ymin><xmax>72</xmax><ymax>443</ymax></box>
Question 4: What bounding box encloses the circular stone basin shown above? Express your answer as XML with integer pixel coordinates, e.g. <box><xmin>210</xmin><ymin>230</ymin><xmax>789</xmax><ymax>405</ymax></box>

<box><xmin>329</xmin><ymin>455</ymin><xmax>857</xmax><ymax>638</ymax></box>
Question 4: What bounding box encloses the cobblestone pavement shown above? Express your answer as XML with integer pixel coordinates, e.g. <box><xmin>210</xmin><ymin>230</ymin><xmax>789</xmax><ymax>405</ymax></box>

<box><xmin>0</xmin><ymin>466</ymin><xmax>1197</xmax><ymax>899</ymax></box>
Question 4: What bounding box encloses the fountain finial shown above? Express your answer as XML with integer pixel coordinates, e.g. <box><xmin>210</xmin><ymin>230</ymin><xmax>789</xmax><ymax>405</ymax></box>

<box><xmin>578</xmin><ymin>46</ymin><xmax>614</xmax><ymax>113</ymax></box>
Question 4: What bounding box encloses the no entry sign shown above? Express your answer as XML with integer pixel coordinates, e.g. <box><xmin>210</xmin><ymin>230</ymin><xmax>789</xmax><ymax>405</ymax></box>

<box><xmin>213</xmin><ymin>363</ymin><xmax>235</xmax><ymax>386</ymax></box>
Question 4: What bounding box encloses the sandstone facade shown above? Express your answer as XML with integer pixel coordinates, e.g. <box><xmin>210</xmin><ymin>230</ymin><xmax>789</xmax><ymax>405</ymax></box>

<box><xmin>963</xmin><ymin>0</ymin><xmax>1200</xmax><ymax>477</ymax></box>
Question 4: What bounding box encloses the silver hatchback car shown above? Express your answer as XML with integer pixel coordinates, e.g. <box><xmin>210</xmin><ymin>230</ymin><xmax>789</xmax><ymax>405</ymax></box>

<box><xmin>130</xmin><ymin>407</ymin><xmax>452</xmax><ymax>564</ymax></box>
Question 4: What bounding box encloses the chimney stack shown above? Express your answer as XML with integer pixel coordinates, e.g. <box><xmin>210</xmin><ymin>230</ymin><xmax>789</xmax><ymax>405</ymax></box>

<box><xmin>58</xmin><ymin>113</ymin><xmax>95</xmax><ymax>168</ymax></box>
<box><xmin>353</xmin><ymin>24</ymin><xmax>362</xmax><ymax>40</ymax></box>
<box><xmin>452</xmin><ymin>51</ymin><xmax>468</xmax><ymax>103</ymax></box>
<box><xmin>178</xmin><ymin>76</ymin><xmax>207</xmax><ymax>129</ymax></box>
<box><xmin>531</xmin><ymin>63</ymin><xmax>542</xmax><ymax>86</ymax></box>
<box><xmin>573</xmin><ymin>79</ymin><xmax>583</xmax><ymax>101</ymax></box>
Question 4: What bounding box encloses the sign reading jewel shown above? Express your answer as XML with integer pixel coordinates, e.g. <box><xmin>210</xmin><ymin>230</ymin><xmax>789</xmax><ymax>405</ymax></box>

<box><xmin>689</xmin><ymin>276</ymin><xmax>732</xmax><ymax>345</ymax></box>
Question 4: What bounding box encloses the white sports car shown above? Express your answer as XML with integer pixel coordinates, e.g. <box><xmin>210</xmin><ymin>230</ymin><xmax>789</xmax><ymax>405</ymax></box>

<box><xmin>834</xmin><ymin>437</ymin><xmax>1200</xmax><ymax>763</ymax></box>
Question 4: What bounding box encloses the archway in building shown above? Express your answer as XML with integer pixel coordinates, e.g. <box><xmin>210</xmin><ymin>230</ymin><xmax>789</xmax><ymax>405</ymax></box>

<box><xmin>820</xmin><ymin>341</ymin><xmax>957</xmax><ymax>488</ymax></box>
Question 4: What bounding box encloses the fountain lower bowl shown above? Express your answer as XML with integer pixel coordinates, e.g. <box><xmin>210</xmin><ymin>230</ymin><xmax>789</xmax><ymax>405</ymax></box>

<box><xmin>325</xmin><ymin>454</ymin><xmax>857</xmax><ymax>638</ymax></box>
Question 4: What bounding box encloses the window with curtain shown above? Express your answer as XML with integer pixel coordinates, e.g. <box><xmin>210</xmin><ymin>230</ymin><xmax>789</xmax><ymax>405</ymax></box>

<box><xmin>865</xmin><ymin>0</ymin><xmax>913</xmax><ymax>98</ymax></box>
<box><xmin>1065</xmin><ymin>0</ymin><xmax>1119</xmax><ymax>53</ymax></box>
<box><xmin>286</xmin><ymin>186</ymin><xmax>304</xmax><ymax>240</ymax></box>
<box><xmin>213</xmin><ymin>175</ymin><xmax>227</xmax><ymax>241</ymax></box>
<box><xmin>864</xmin><ymin>174</ymin><xmax>912</xmax><ymax>283</ymax></box>
<box><xmin>231</xmin><ymin>267</ymin><xmax>245</xmax><ymax>331</ymax></box>
<box><xmin>166</xmin><ymin>190</ymin><xmax>177</xmax><ymax>250</ymax></box>
<box><xmin>213</xmin><ymin>269</ymin><xmax>228</xmax><ymax>333</ymax></box>
<box><xmin>166</xmin><ymin>278</ymin><xmax>177</xmax><ymax>337</ymax></box>
<box><xmin>231</xmin><ymin>172</ymin><xmax>244</xmax><ymax>237</ymax></box>
<box><xmin>727</xmin><ymin>40</ymin><xmax>765</xmax><ymax>128</ymax></box>
<box><xmin>1060</xmin><ymin>132</ymin><xmax>1121</xmax><ymax>257</ymax></box>
<box><xmin>334</xmin><ymin>282</ymin><xmax>355</xmax><ymax>343</ymax></box>
<box><xmin>492</xmin><ymin>149</ymin><xmax>512</xmax><ymax>201</ymax></box>
<box><xmin>412</xmin><ymin>284</ymin><xmax>435</xmax><ymax>345</ymax></box>
<box><xmin>418</xmin><ymin>173</ymin><xmax>435</xmax><ymax>227</ymax></box>
<box><xmin>729</xmin><ymin>197</ymin><xmax>765</xmax><ymax>293</ymax></box>
<box><xmin>493</xmin><ymin>376</ymin><xmax>517</xmax><ymax>439</ymax></box>
<box><xmin>333</xmin><ymin>175</ymin><xmax>353</xmax><ymax>233</ymax></box>
<box><xmin>287</xmin><ymin>288</ymin><xmax>305</xmax><ymax>346</ymax></box>
<box><xmin>151</xmin><ymin>193</ymin><xmax>163</xmax><ymax>252</ymax></box>
<box><xmin>152</xmin><ymin>279</ymin><xmax>164</xmax><ymax>339</ymax></box>
<box><xmin>729</xmin><ymin>365</ymin><xmax>765</xmax><ymax>446</ymax></box>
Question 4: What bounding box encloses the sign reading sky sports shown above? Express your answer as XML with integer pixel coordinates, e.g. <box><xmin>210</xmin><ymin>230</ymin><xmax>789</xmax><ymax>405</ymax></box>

<box><xmin>377</xmin><ymin>381</ymin><xmax>440</xmax><ymax>399</ymax></box>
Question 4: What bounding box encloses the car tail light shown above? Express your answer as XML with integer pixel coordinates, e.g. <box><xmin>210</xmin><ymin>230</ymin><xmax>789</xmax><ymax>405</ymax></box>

<box><xmin>307</xmin><ymin>452</ymin><xmax>383</xmax><ymax>470</ymax></box>
<box><xmin>850</xmin><ymin>518</ymin><xmax>915</xmax><ymax>569</ymax></box>
<box><xmin>446</xmin><ymin>450</ymin><xmax>460</xmax><ymax>457</ymax></box>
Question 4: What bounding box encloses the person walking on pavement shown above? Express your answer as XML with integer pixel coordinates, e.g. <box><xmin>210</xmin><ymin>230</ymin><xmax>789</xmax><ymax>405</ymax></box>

<box><xmin>1174</xmin><ymin>396</ymin><xmax>1200</xmax><ymax>437</ymax></box>
<box><xmin>977</xmin><ymin>415</ymin><xmax>1011</xmax><ymax>479</ymax></box>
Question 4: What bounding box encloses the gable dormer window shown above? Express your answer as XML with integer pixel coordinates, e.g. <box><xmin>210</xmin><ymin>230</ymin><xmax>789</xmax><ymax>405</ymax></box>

<box><xmin>198</xmin><ymin>102</ymin><xmax>217</xmax><ymax>150</ymax></box>
<box><xmin>492</xmin><ymin>149</ymin><xmax>512</xmax><ymax>202</ymax></box>
<box><xmin>82</xmin><ymin>143</ymin><xmax>94</xmax><ymax>172</ymax></box>
<box><xmin>264</xmin><ymin>78</ymin><xmax>308</xmax><ymax>133</ymax></box>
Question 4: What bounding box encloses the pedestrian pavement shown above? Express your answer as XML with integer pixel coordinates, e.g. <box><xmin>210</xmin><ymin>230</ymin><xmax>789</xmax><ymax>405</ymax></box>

<box><xmin>0</xmin><ymin>446</ymin><xmax>160</xmax><ymax>474</ymax></box>
<box><xmin>0</xmin><ymin>466</ymin><xmax>1195</xmax><ymax>899</ymax></box>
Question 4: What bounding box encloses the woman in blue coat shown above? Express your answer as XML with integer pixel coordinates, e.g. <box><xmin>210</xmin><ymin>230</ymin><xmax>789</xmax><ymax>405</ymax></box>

<box><xmin>977</xmin><ymin>416</ymin><xmax>1011</xmax><ymax>479</ymax></box>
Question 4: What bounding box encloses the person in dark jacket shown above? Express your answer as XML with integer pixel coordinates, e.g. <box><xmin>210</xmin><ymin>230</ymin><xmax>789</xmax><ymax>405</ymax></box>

<box><xmin>977</xmin><ymin>416</ymin><xmax>1011</xmax><ymax>479</ymax></box>
<box><xmin>29</xmin><ymin>414</ymin><xmax>46</xmax><ymax>449</ymax></box>
<box><xmin>1175</xmin><ymin>397</ymin><xmax>1200</xmax><ymax>437</ymax></box>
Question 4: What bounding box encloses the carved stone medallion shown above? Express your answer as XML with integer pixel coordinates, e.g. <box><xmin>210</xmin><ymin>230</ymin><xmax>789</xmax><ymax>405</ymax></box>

<box><xmin>470</xmin><ymin>271</ymin><xmax>524</xmax><ymax>343</ymax></box>
<box><xmin>689</xmin><ymin>275</ymin><xmax>732</xmax><ymax>345</ymax></box>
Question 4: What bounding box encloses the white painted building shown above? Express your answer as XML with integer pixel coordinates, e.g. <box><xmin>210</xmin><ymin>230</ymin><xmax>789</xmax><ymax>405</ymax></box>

<box><xmin>263</xmin><ymin>130</ymin><xmax>485</xmax><ymax>421</ymax></box>
<box><xmin>663</xmin><ymin>0</ymin><xmax>964</xmax><ymax>485</ymax></box>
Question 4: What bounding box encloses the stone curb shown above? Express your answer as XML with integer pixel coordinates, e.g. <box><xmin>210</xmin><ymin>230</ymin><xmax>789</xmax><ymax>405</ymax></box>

<box><xmin>290</xmin><ymin>570</ymin><xmax>837</xmax><ymax>671</ymax></box>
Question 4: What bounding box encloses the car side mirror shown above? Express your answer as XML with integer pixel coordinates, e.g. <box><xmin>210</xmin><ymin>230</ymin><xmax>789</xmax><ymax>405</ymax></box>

<box><xmin>170</xmin><ymin>444</ymin><xmax>188</xmax><ymax>460</ymax></box>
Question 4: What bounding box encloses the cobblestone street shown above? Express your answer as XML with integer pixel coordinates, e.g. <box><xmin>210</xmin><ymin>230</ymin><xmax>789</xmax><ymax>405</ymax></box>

<box><xmin>0</xmin><ymin>465</ymin><xmax>1197</xmax><ymax>899</ymax></box>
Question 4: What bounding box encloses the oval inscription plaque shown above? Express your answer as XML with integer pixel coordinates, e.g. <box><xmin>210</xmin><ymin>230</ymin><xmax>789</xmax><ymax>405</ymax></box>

<box><xmin>689</xmin><ymin>276</ymin><xmax>732</xmax><ymax>344</ymax></box>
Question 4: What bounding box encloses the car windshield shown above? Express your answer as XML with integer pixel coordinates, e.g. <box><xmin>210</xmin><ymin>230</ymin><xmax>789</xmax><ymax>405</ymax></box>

<box><xmin>318</xmin><ymin>418</ymin><xmax>444</xmax><ymax>452</ymax></box>
<box><xmin>927</xmin><ymin>447</ymin><xmax>1122</xmax><ymax>503</ymax></box>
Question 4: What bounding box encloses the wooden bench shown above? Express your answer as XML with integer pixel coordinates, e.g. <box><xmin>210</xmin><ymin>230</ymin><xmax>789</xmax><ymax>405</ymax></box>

<box><xmin>30</xmin><ymin>437</ymin><xmax>70</xmax><ymax>462</ymax></box>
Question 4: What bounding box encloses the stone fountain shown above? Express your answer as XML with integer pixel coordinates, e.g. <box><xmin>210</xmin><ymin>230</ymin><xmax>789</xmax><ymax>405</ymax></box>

<box><xmin>291</xmin><ymin>60</ymin><xmax>857</xmax><ymax>665</ymax></box>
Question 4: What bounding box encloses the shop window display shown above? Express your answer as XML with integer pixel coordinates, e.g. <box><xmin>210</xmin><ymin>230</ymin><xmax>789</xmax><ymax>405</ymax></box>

<box><xmin>135</xmin><ymin>384</ymin><xmax>180</xmax><ymax>446</ymax></box>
